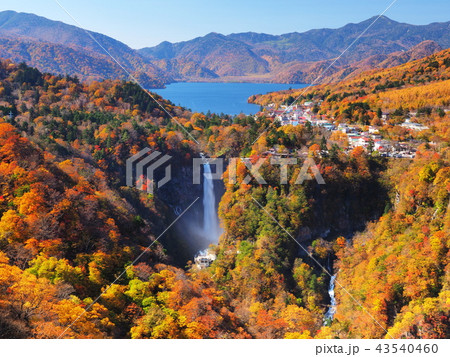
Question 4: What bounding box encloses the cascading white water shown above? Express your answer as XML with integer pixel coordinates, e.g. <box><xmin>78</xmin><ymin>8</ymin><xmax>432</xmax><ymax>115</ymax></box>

<box><xmin>324</xmin><ymin>274</ymin><xmax>337</xmax><ymax>324</ymax></box>
<box><xmin>193</xmin><ymin>158</ymin><xmax>222</xmax><ymax>268</ymax></box>
<box><xmin>202</xmin><ymin>161</ymin><xmax>221</xmax><ymax>243</ymax></box>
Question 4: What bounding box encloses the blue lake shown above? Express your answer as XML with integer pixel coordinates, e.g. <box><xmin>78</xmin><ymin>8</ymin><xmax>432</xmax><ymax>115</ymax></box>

<box><xmin>153</xmin><ymin>82</ymin><xmax>307</xmax><ymax>115</ymax></box>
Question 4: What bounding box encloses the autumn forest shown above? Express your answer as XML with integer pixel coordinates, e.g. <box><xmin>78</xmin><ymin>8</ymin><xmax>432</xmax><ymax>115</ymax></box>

<box><xmin>0</xmin><ymin>28</ymin><xmax>448</xmax><ymax>341</ymax></box>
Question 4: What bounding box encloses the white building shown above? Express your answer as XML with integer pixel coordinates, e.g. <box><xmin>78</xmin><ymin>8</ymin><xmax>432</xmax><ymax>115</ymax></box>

<box><xmin>401</xmin><ymin>119</ymin><xmax>429</xmax><ymax>131</ymax></box>
<box><xmin>194</xmin><ymin>250</ymin><xmax>216</xmax><ymax>269</ymax></box>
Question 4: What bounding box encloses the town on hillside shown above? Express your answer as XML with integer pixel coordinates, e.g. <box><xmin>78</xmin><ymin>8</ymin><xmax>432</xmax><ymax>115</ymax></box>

<box><xmin>257</xmin><ymin>101</ymin><xmax>441</xmax><ymax>159</ymax></box>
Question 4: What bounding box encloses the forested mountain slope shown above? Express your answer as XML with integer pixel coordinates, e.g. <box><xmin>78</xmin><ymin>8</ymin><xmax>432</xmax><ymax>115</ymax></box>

<box><xmin>0</xmin><ymin>11</ymin><xmax>167</xmax><ymax>87</ymax></box>
<box><xmin>0</xmin><ymin>51</ymin><xmax>448</xmax><ymax>338</ymax></box>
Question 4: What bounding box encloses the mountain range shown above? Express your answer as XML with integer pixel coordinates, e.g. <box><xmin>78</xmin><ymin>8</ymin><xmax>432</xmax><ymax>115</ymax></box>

<box><xmin>0</xmin><ymin>10</ymin><xmax>449</xmax><ymax>86</ymax></box>
<box><xmin>0</xmin><ymin>10</ymin><xmax>168</xmax><ymax>87</ymax></box>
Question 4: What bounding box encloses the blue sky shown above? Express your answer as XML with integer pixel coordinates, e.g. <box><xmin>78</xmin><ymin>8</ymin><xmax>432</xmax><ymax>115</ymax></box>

<box><xmin>2</xmin><ymin>0</ymin><xmax>449</xmax><ymax>48</ymax></box>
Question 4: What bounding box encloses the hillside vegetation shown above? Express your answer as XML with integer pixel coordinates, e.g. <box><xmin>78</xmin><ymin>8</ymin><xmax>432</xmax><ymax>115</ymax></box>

<box><xmin>0</xmin><ymin>49</ymin><xmax>448</xmax><ymax>338</ymax></box>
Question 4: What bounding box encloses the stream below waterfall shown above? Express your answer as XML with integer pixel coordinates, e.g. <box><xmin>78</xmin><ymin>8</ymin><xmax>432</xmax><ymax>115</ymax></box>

<box><xmin>324</xmin><ymin>274</ymin><xmax>337</xmax><ymax>325</ymax></box>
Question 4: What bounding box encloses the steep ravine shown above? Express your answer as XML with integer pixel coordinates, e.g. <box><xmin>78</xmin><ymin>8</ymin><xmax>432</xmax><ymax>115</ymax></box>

<box><xmin>156</xmin><ymin>159</ymin><xmax>224</xmax><ymax>265</ymax></box>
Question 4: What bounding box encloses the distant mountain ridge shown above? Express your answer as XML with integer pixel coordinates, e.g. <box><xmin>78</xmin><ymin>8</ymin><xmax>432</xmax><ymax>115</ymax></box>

<box><xmin>0</xmin><ymin>10</ymin><xmax>168</xmax><ymax>87</ymax></box>
<box><xmin>139</xmin><ymin>16</ymin><xmax>450</xmax><ymax>82</ymax></box>
<box><xmin>270</xmin><ymin>40</ymin><xmax>444</xmax><ymax>84</ymax></box>
<box><xmin>0</xmin><ymin>10</ymin><xmax>448</xmax><ymax>86</ymax></box>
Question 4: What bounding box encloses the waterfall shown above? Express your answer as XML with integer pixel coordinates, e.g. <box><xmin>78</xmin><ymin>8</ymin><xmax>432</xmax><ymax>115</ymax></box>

<box><xmin>193</xmin><ymin>157</ymin><xmax>222</xmax><ymax>268</ymax></box>
<box><xmin>202</xmin><ymin>160</ymin><xmax>221</xmax><ymax>243</ymax></box>
<box><xmin>324</xmin><ymin>274</ymin><xmax>337</xmax><ymax>325</ymax></box>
